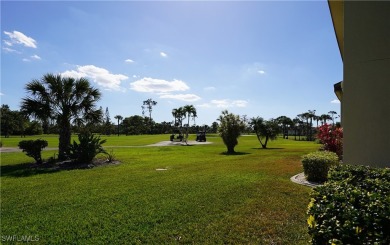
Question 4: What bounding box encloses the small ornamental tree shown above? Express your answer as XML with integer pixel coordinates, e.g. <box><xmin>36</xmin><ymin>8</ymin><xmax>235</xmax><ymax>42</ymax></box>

<box><xmin>316</xmin><ymin>124</ymin><xmax>343</xmax><ymax>159</ymax></box>
<box><xmin>250</xmin><ymin>117</ymin><xmax>280</xmax><ymax>149</ymax></box>
<box><xmin>18</xmin><ymin>139</ymin><xmax>48</xmax><ymax>164</ymax></box>
<box><xmin>217</xmin><ymin>110</ymin><xmax>245</xmax><ymax>154</ymax></box>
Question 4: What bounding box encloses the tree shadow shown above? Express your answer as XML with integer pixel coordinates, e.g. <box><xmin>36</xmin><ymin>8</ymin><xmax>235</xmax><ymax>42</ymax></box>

<box><xmin>0</xmin><ymin>162</ymin><xmax>59</xmax><ymax>178</ymax></box>
<box><xmin>251</xmin><ymin>147</ymin><xmax>285</xmax><ymax>150</ymax></box>
<box><xmin>220</xmin><ymin>152</ymin><xmax>251</xmax><ymax>156</ymax></box>
<box><xmin>1</xmin><ymin>159</ymin><xmax>118</xmax><ymax>178</ymax></box>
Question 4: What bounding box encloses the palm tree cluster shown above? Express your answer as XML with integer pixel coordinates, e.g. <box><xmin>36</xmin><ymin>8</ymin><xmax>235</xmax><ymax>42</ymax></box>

<box><xmin>171</xmin><ymin>105</ymin><xmax>197</xmax><ymax>142</ymax></box>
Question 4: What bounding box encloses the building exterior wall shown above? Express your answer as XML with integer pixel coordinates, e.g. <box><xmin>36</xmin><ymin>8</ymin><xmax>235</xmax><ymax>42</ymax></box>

<box><xmin>342</xmin><ymin>1</ymin><xmax>390</xmax><ymax>167</ymax></box>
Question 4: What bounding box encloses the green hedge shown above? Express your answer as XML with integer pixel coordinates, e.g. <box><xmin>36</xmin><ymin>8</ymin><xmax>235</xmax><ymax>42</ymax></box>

<box><xmin>307</xmin><ymin>164</ymin><xmax>390</xmax><ymax>244</ymax></box>
<box><xmin>302</xmin><ymin>151</ymin><xmax>339</xmax><ymax>182</ymax></box>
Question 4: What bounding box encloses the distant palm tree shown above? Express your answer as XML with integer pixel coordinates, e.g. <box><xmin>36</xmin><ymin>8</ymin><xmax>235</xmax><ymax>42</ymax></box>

<box><xmin>21</xmin><ymin>73</ymin><xmax>102</xmax><ymax>160</ymax></box>
<box><xmin>320</xmin><ymin>114</ymin><xmax>332</xmax><ymax>125</ymax></box>
<box><xmin>328</xmin><ymin>111</ymin><xmax>338</xmax><ymax>126</ymax></box>
<box><xmin>143</xmin><ymin>98</ymin><xmax>157</xmax><ymax>133</ymax></box>
<box><xmin>114</xmin><ymin>115</ymin><xmax>123</xmax><ymax>136</ymax></box>
<box><xmin>183</xmin><ymin>105</ymin><xmax>197</xmax><ymax>143</ymax></box>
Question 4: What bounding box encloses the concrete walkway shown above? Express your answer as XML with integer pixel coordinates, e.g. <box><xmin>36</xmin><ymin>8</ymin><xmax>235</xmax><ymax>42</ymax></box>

<box><xmin>290</xmin><ymin>172</ymin><xmax>321</xmax><ymax>188</ymax></box>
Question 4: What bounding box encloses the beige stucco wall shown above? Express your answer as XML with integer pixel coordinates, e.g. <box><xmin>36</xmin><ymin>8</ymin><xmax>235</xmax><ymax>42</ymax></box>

<box><xmin>342</xmin><ymin>1</ymin><xmax>390</xmax><ymax>167</ymax></box>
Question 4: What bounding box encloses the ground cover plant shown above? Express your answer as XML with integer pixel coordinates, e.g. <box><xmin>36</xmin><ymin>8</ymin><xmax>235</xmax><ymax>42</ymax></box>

<box><xmin>307</xmin><ymin>164</ymin><xmax>390</xmax><ymax>244</ymax></box>
<box><xmin>1</xmin><ymin>135</ymin><xmax>319</xmax><ymax>244</ymax></box>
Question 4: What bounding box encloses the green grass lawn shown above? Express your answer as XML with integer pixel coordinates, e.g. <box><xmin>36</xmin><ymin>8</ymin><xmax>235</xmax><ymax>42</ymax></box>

<box><xmin>1</xmin><ymin>134</ymin><xmax>319</xmax><ymax>244</ymax></box>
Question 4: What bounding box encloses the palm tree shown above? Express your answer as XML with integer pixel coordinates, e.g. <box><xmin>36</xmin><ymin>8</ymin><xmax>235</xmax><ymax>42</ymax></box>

<box><xmin>21</xmin><ymin>73</ymin><xmax>102</xmax><ymax>160</ymax></box>
<box><xmin>320</xmin><ymin>114</ymin><xmax>332</xmax><ymax>125</ymax></box>
<box><xmin>328</xmin><ymin>111</ymin><xmax>338</xmax><ymax>126</ymax></box>
<box><xmin>143</xmin><ymin>98</ymin><xmax>157</xmax><ymax>133</ymax></box>
<box><xmin>183</xmin><ymin>105</ymin><xmax>197</xmax><ymax>143</ymax></box>
<box><xmin>114</xmin><ymin>115</ymin><xmax>123</xmax><ymax>136</ymax></box>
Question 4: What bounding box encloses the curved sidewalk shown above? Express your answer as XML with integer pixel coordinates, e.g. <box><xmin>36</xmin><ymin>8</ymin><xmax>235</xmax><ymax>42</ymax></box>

<box><xmin>290</xmin><ymin>173</ymin><xmax>321</xmax><ymax>188</ymax></box>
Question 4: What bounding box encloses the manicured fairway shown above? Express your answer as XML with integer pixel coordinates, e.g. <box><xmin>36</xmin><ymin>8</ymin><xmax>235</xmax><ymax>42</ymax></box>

<box><xmin>1</xmin><ymin>135</ymin><xmax>319</xmax><ymax>244</ymax></box>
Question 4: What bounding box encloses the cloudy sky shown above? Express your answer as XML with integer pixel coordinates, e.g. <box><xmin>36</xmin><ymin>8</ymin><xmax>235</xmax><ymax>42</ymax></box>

<box><xmin>1</xmin><ymin>1</ymin><xmax>342</xmax><ymax>125</ymax></box>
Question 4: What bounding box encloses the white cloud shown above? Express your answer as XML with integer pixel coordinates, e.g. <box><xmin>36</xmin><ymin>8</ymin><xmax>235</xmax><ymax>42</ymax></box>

<box><xmin>130</xmin><ymin>77</ymin><xmax>189</xmax><ymax>93</ymax></box>
<box><xmin>242</xmin><ymin>62</ymin><xmax>266</xmax><ymax>80</ymax></box>
<box><xmin>125</xmin><ymin>59</ymin><xmax>134</xmax><ymax>63</ymax></box>
<box><xmin>0</xmin><ymin>92</ymin><xmax>4</xmax><ymax>96</ymax></box>
<box><xmin>31</xmin><ymin>54</ymin><xmax>41</xmax><ymax>60</ymax></box>
<box><xmin>3</xmin><ymin>31</ymin><xmax>37</xmax><ymax>48</ymax></box>
<box><xmin>2</xmin><ymin>47</ymin><xmax>20</xmax><ymax>53</ymax></box>
<box><xmin>22</xmin><ymin>58</ymin><xmax>30</xmax><ymax>62</ymax></box>
<box><xmin>331</xmin><ymin>99</ymin><xmax>340</xmax><ymax>104</ymax></box>
<box><xmin>61</xmin><ymin>65</ymin><xmax>128</xmax><ymax>91</ymax></box>
<box><xmin>159</xmin><ymin>93</ymin><xmax>201</xmax><ymax>102</ymax></box>
<box><xmin>204</xmin><ymin>86</ymin><xmax>216</xmax><ymax>91</ymax></box>
<box><xmin>199</xmin><ymin>99</ymin><xmax>249</xmax><ymax>108</ymax></box>
<box><xmin>160</xmin><ymin>52</ymin><xmax>168</xmax><ymax>57</ymax></box>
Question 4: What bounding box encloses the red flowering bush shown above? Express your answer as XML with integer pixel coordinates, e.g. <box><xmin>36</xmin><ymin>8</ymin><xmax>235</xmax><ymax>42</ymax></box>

<box><xmin>316</xmin><ymin>124</ymin><xmax>343</xmax><ymax>159</ymax></box>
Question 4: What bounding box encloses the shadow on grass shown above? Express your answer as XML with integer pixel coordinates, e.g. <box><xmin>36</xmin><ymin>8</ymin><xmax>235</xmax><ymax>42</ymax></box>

<box><xmin>220</xmin><ymin>152</ymin><xmax>251</xmax><ymax>156</ymax></box>
<box><xmin>251</xmin><ymin>147</ymin><xmax>285</xmax><ymax>150</ymax></box>
<box><xmin>0</xmin><ymin>162</ymin><xmax>60</xmax><ymax>177</ymax></box>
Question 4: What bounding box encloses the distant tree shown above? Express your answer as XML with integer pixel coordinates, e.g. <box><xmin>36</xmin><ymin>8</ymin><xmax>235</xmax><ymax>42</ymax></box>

<box><xmin>143</xmin><ymin>98</ymin><xmax>157</xmax><ymax>133</ymax></box>
<box><xmin>104</xmin><ymin>107</ymin><xmax>112</xmax><ymax>135</ymax></box>
<box><xmin>114</xmin><ymin>115</ymin><xmax>123</xmax><ymax>136</ymax></box>
<box><xmin>122</xmin><ymin>115</ymin><xmax>148</xmax><ymax>135</ymax></box>
<box><xmin>276</xmin><ymin>116</ymin><xmax>293</xmax><ymax>139</ymax></box>
<box><xmin>211</xmin><ymin>122</ymin><xmax>219</xmax><ymax>133</ymax></box>
<box><xmin>328</xmin><ymin>111</ymin><xmax>338</xmax><ymax>126</ymax></box>
<box><xmin>21</xmin><ymin>74</ymin><xmax>102</xmax><ymax>160</ymax></box>
<box><xmin>292</xmin><ymin>117</ymin><xmax>302</xmax><ymax>140</ymax></box>
<box><xmin>183</xmin><ymin>105</ymin><xmax>197</xmax><ymax>143</ymax></box>
<box><xmin>307</xmin><ymin>110</ymin><xmax>316</xmax><ymax>141</ymax></box>
<box><xmin>217</xmin><ymin>110</ymin><xmax>245</xmax><ymax>154</ymax></box>
<box><xmin>319</xmin><ymin>114</ymin><xmax>332</xmax><ymax>126</ymax></box>
<box><xmin>250</xmin><ymin>117</ymin><xmax>280</xmax><ymax>149</ymax></box>
<box><xmin>1</xmin><ymin>105</ymin><xmax>17</xmax><ymax>137</ymax></box>
<box><xmin>172</xmin><ymin>107</ymin><xmax>186</xmax><ymax>134</ymax></box>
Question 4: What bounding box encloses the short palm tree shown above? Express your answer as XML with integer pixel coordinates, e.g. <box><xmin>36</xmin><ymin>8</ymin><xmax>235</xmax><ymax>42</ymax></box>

<box><xmin>21</xmin><ymin>73</ymin><xmax>102</xmax><ymax>160</ymax></box>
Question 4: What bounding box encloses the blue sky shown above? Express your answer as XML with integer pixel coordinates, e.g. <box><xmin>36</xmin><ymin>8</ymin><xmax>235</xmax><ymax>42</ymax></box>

<box><xmin>1</xmin><ymin>1</ymin><xmax>342</xmax><ymax>126</ymax></box>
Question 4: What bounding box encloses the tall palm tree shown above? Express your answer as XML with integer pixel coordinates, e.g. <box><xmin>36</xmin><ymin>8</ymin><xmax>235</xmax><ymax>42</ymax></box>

<box><xmin>114</xmin><ymin>115</ymin><xmax>123</xmax><ymax>136</ymax></box>
<box><xmin>21</xmin><ymin>73</ymin><xmax>102</xmax><ymax>160</ymax></box>
<box><xmin>183</xmin><ymin>105</ymin><xmax>197</xmax><ymax>143</ymax></box>
<box><xmin>172</xmin><ymin>108</ymin><xmax>178</xmax><ymax>127</ymax></box>
<box><xmin>143</xmin><ymin>98</ymin><xmax>157</xmax><ymax>133</ymax></box>
<box><xmin>328</xmin><ymin>111</ymin><xmax>338</xmax><ymax>126</ymax></box>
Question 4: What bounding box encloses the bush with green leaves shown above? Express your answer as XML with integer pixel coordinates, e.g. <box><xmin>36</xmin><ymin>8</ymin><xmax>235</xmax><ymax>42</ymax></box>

<box><xmin>302</xmin><ymin>151</ymin><xmax>339</xmax><ymax>182</ymax></box>
<box><xmin>18</xmin><ymin>139</ymin><xmax>48</xmax><ymax>164</ymax></box>
<box><xmin>307</xmin><ymin>164</ymin><xmax>390</xmax><ymax>244</ymax></box>
<box><xmin>69</xmin><ymin>132</ymin><xmax>107</xmax><ymax>163</ymax></box>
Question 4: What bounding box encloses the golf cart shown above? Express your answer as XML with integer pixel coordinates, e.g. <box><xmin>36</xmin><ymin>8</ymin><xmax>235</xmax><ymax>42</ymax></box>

<box><xmin>196</xmin><ymin>131</ymin><xmax>206</xmax><ymax>142</ymax></box>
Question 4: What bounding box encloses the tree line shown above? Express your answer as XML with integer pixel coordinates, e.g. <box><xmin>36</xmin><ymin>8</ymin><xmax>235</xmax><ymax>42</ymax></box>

<box><xmin>1</xmin><ymin>73</ymin><xmax>339</xmax><ymax>159</ymax></box>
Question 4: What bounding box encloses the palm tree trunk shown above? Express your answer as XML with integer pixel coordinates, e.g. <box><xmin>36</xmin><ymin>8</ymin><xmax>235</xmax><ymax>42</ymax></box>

<box><xmin>58</xmin><ymin>119</ymin><xmax>71</xmax><ymax>160</ymax></box>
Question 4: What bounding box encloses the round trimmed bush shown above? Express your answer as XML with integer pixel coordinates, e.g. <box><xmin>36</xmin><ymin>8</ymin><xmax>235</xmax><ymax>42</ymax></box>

<box><xmin>302</xmin><ymin>151</ymin><xmax>339</xmax><ymax>182</ymax></box>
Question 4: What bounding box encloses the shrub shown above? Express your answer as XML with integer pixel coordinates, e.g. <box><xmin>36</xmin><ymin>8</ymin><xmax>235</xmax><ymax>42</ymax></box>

<box><xmin>316</xmin><ymin>124</ymin><xmax>343</xmax><ymax>159</ymax></box>
<box><xmin>307</xmin><ymin>164</ymin><xmax>390</xmax><ymax>244</ymax></box>
<box><xmin>69</xmin><ymin>132</ymin><xmax>107</xmax><ymax>163</ymax></box>
<box><xmin>18</xmin><ymin>139</ymin><xmax>48</xmax><ymax>164</ymax></box>
<box><xmin>106</xmin><ymin>149</ymin><xmax>116</xmax><ymax>163</ymax></box>
<box><xmin>302</xmin><ymin>151</ymin><xmax>339</xmax><ymax>182</ymax></box>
